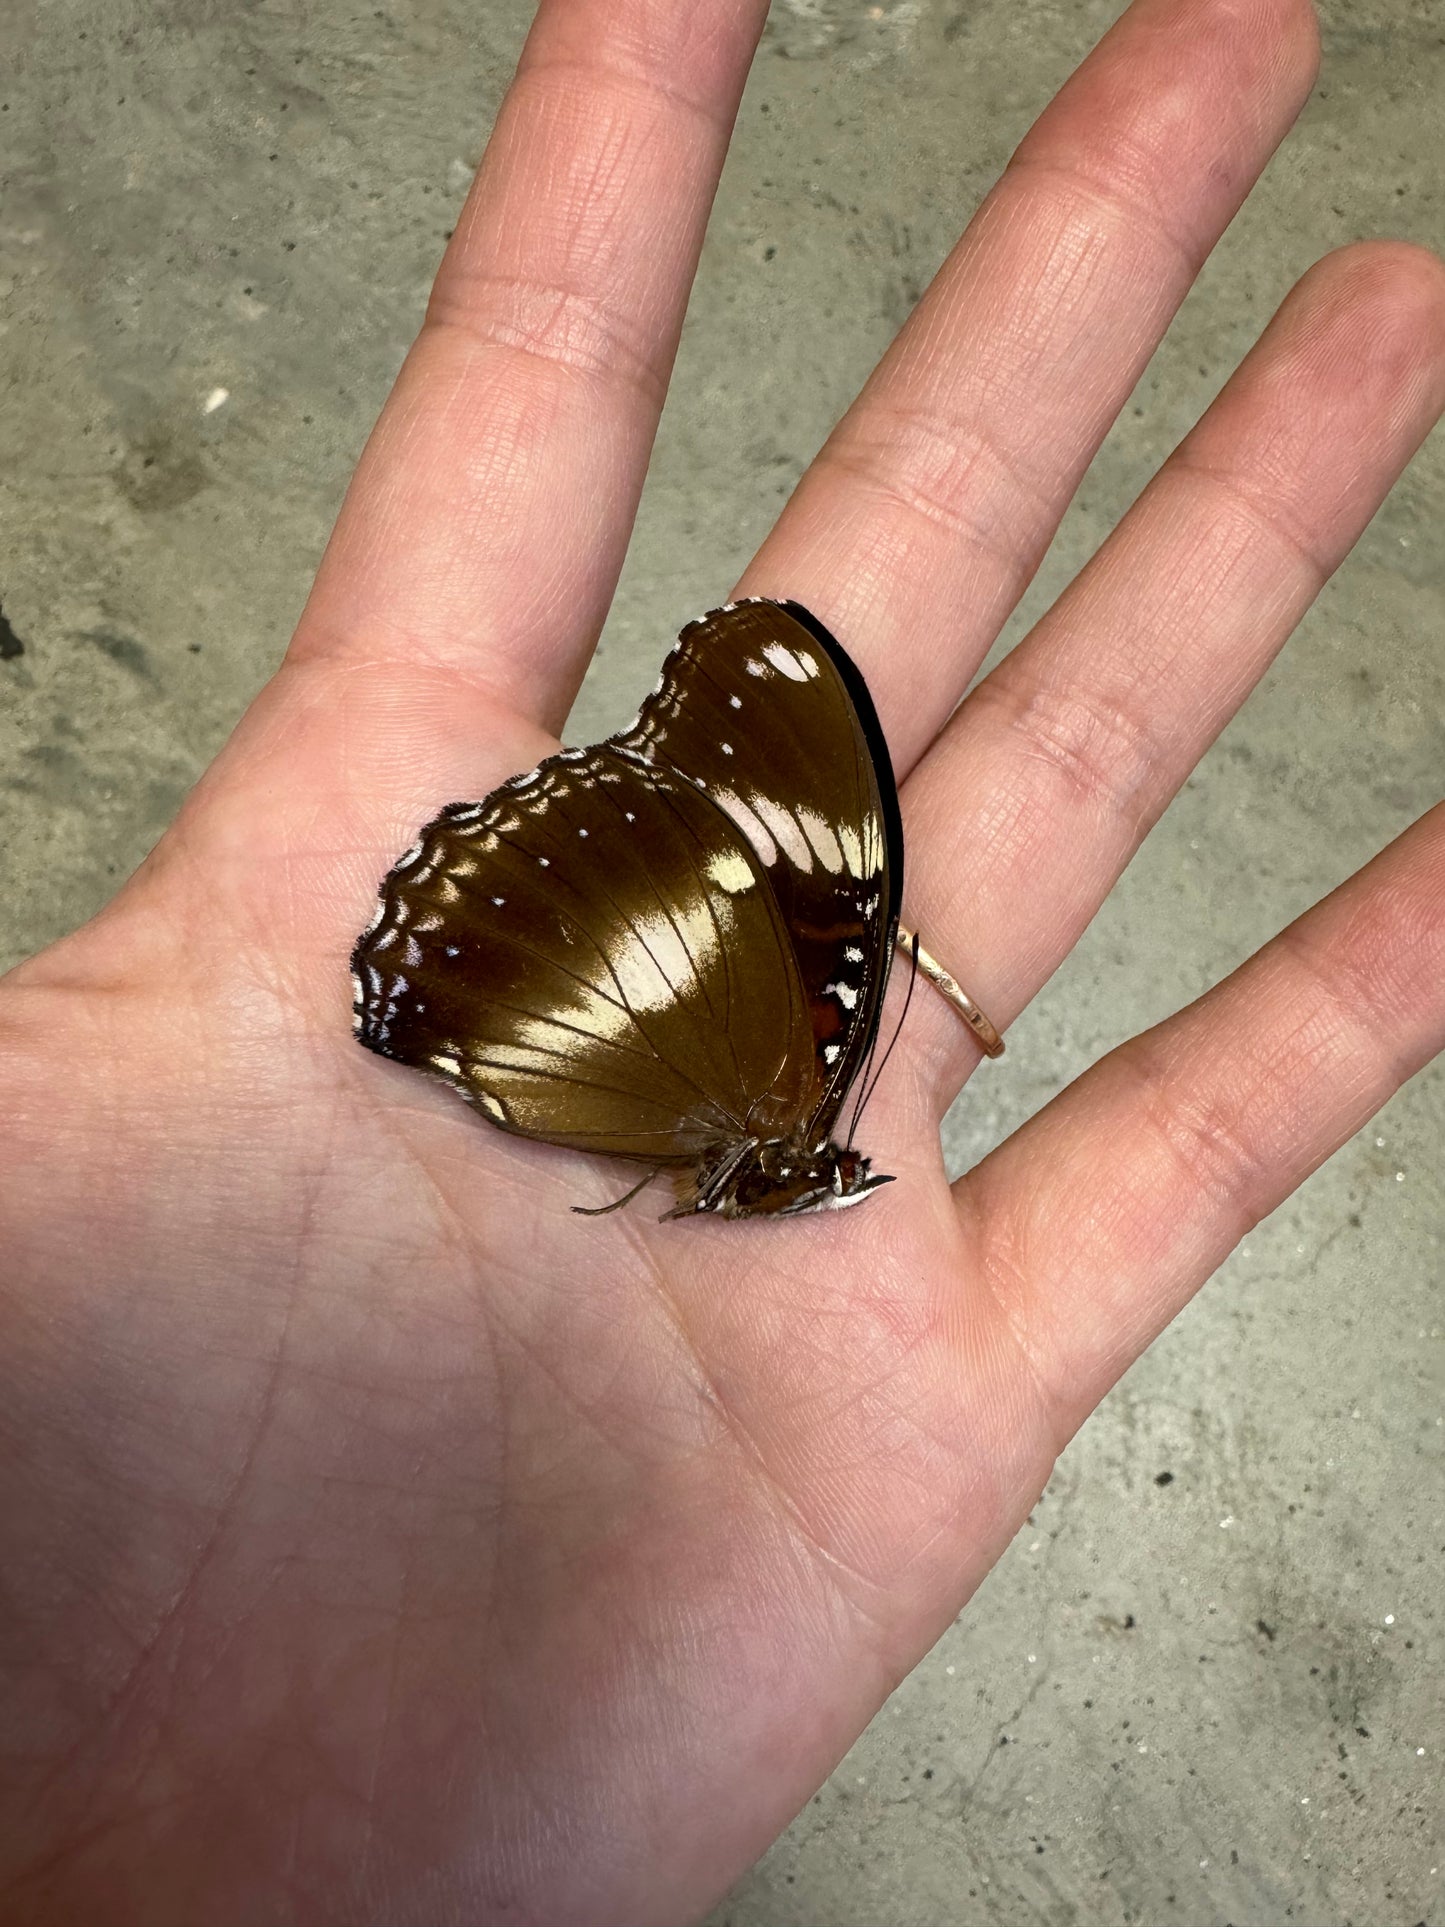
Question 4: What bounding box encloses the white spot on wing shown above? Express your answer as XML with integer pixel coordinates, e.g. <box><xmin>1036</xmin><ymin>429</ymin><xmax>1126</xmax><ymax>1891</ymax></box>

<box><xmin>750</xmin><ymin>794</ymin><xmax>812</xmax><ymax>870</ymax></box>
<box><xmin>705</xmin><ymin>849</ymin><xmax>755</xmax><ymax>895</ymax></box>
<box><xmin>762</xmin><ymin>641</ymin><xmax>812</xmax><ymax>681</ymax></box>
<box><xmin>837</xmin><ymin>824</ymin><xmax>865</xmax><ymax>874</ymax></box>
<box><xmin>611</xmin><ymin>913</ymin><xmax>693</xmax><ymax>1010</ymax></box>
<box><xmin>709</xmin><ymin>789</ymin><xmax>777</xmax><ymax>867</ymax></box>
<box><xmin>798</xmin><ymin>808</ymin><xmax>844</xmax><ymax>873</ymax></box>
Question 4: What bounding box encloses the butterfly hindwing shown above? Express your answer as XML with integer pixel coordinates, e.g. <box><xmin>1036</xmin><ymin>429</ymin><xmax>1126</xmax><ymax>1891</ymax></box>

<box><xmin>352</xmin><ymin>745</ymin><xmax>818</xmax><ymax>1162</ymax></box>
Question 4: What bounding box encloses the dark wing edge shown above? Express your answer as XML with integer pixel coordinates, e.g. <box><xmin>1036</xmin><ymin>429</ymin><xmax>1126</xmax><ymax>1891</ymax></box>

<box><xmin>773</xmin><ymin>598</ymin><xmax>905</xmax><ymax>934</ymax></box>
<box><xmin>774</xmin><ymin>602</ymin><xmax>904</xmax><ymax>1138</ymax></box>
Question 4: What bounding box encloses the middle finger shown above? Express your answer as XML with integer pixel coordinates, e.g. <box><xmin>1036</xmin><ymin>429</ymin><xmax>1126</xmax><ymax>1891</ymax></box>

<box><xmin>738</xmin><ymin>0</ymin><xmax>1321</xmax><ymax>770</ymax></box>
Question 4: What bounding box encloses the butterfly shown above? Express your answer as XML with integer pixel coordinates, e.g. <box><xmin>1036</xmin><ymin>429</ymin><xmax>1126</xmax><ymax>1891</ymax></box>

<box><xmin>351</xmin><ymin>598</ymin><xmax>905</xmax><ymax>1220</ymax></box>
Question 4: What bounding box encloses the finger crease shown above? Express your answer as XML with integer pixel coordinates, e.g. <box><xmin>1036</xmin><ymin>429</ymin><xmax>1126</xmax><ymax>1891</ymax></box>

<box><xmin>1004</xmin><ymin>151</ymin><xmax>1201</xmax><ymax>283</ymax></box>
<box><xmin>519</xmin><ymin>50</ymin><xmax>734</xmax><ymax>145</ymax></box>
<box><xmin>967</xmin><ymin>668</ymin><xmax>1168</xmax><ymax>838</ymax></box>
<box><xmin>283</xmin><ymin>629</ymin><xmax>540</xmax><ymax>741</ymax></box>
<box><xmin>1118</xmin><ymin>1040</ymin><xmax>1274</xmax><ymax>1235</ymax></box>
<box><xmin>1169</xmin><ymin>455</ymin><xmax>1332</xmax><ymax>592</ymax></box>
<box><xmin>813</xmin><ymin>425</ymin><xmax>1041</xmax><ymax>589</ymax></box>
<box><xmin>425</xmin><ymin>278</ymin><xmax>667</xmax><ymax>406</ymax></box>
<box><xmin>1272</xmin><ymin>918</ymin><xmax>1415</xmax><ymax>1095</ymax></box>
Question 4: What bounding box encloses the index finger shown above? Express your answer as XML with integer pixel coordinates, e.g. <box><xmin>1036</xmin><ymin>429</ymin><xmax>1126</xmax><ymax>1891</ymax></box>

<box><xmin>290</xmin><ymin>0</ymin><xmax>768</xmax><ymax>732</ymax></box>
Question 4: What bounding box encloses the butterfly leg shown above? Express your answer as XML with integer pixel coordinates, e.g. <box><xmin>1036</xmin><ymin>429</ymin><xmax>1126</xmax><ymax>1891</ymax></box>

<box><xmin>571</xmin><ymin>1167</ymin><xmax>666</xmax><ymax>1218</ymax></box>
<box><xmin>659</xmin><ymin>1138</ymin><xmax>758</xmax><ymax>1222</ymax></box>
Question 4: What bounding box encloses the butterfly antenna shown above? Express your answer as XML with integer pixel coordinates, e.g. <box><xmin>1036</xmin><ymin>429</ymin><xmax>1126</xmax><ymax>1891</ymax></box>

<box><xmin>847</xmin><ymin>931</ymin><xmax>919</xmax><ymax>1146</ymax></box>
<box><xmin>844</xmin><ymin>958</ymin><xmax>888</xmax><ymax>1148</ymax></box>
<box><xmin>846</xmin><ymin>931</ymin><xmax>911</xmax><ymax>1146</ymax></box>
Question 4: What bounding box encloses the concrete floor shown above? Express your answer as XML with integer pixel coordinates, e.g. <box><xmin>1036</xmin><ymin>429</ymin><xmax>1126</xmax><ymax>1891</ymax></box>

<box><xmin>2</xmin><ymin>1</ymin><xmax>1441</xmax><ymax>1921</ymax></box>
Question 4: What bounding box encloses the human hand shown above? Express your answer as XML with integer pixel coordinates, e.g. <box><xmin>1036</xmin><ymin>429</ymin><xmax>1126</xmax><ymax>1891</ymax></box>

<box><xmin>3</xmin><ymin>0</ymin><xmax>1443</xmax><ymax>1921</ymax></box>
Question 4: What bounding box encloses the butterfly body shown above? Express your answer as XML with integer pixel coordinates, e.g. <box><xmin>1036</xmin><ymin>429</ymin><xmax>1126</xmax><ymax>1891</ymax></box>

<box><xmin>352</xmin><ymin>599</ymin><xmax>903</xmax><ymax>1221</ymax></box>
<box><xmin>664</xmin><ymin>1134</ymin><xmax>891</xmax><ymax>1221</ymax></box>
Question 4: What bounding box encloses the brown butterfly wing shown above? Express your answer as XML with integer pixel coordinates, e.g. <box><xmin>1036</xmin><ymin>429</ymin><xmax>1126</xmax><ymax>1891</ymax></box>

<box><xmin>351</xmin><ymin>747</ymin><xmax>817</xmax><ymax>1162</ymax></box>
<box><xmin>616</xmin><ymin>599</ymin><xmax>903</xmax><ymax>1136</ymax></box>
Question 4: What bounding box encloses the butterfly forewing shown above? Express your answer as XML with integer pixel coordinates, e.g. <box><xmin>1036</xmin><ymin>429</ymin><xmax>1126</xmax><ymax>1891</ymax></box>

<box><xmin>353</xmin><ymin>745</ymin><xmax>818</xmax><ymax>1161</ymax></box>
<box><xmin>616</xmin><ymin>600</ymin><xmax>903</xmax><ymax>1136</ymax></box>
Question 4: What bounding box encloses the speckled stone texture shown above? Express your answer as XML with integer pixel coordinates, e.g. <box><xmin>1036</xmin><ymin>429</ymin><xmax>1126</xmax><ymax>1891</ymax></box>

<box><xmin>2</xmin><ymin>2</ymin><xmax>1440</xmax><ymax>1921</ymax></box>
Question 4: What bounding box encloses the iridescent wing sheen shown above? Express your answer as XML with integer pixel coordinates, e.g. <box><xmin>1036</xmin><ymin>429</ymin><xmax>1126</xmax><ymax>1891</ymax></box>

<box><xmin>615</xmin><ymin>599</ymin><xmax>903</xmax><ymax>1138</ymax></box>
<box><xmin>351</xmin><ymin>746</ymin><xmax>819</xmax><ymax>1162</ymax></box>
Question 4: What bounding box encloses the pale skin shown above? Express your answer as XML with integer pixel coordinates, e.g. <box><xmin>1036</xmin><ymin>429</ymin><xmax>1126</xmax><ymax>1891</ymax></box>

<box><xmin>2</xmin><ymin>0</ymin><xmax>1443</xmax><ymax>1919</ymax></box>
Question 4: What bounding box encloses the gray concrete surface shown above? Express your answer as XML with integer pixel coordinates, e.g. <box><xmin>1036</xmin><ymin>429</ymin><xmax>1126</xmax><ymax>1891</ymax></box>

<box><xmin>2</xmin><ymin>1</ymin><xmax>1440</xmax><ymax>1920</ymax></box>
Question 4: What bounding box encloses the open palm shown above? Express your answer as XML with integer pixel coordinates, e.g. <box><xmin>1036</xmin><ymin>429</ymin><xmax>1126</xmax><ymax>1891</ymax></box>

<box><xmin>3</xmin><ymin>0</ymin><xmax>1443</xmax><ymax>1922</ymax></box>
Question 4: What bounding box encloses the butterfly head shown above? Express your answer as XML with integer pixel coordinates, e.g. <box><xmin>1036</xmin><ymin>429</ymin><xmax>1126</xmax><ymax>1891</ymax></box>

<box><xmin>806</xmin><ymin>1144</ymin><xmax>896</xmax><ymax>1215</ymax></box>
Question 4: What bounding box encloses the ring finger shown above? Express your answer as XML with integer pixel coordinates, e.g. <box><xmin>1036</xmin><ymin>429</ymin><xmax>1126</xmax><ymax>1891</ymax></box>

<box><xmin>901</xmin><ymin>239</ymin><xmax>1445</xmax><ymax>1111</ymax></box>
